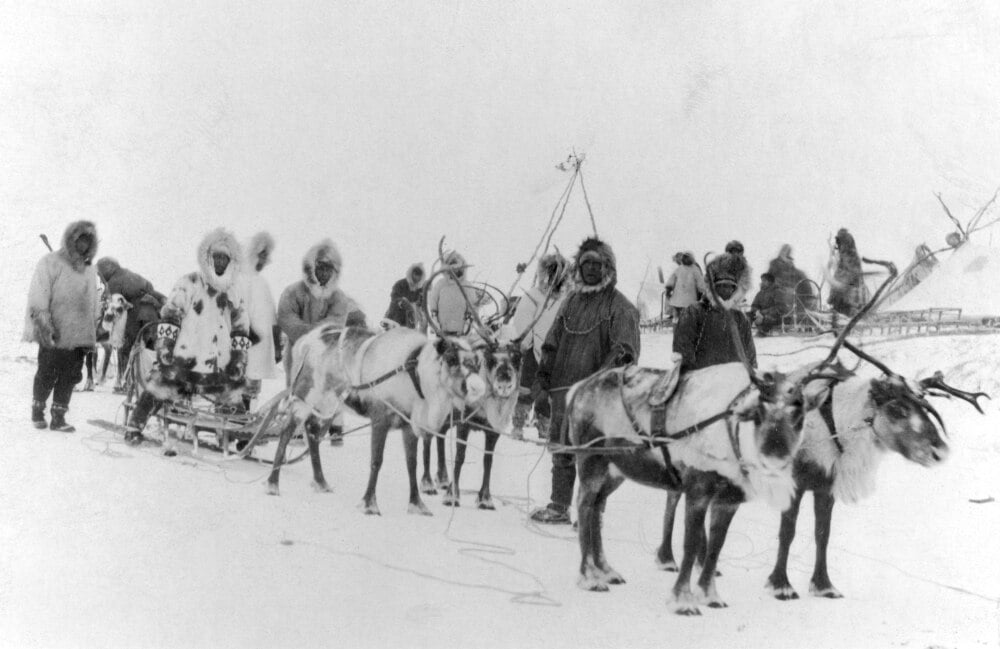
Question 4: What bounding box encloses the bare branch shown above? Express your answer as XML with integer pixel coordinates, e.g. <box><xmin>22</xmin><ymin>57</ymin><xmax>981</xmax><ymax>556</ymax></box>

<box><xmin>935</xmin><ymin>192</ymin><xmax>966</xmax><ymax>238</ymax></box>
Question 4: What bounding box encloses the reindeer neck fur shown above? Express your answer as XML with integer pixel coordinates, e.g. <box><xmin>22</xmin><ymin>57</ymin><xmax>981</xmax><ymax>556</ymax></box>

<box><xmin>801</xmin><ymin>375</ymin><xmax>884</xmax><ymax>504</ymax></box>
<box><xmin>473</xmin><ymin>384</ymin><xmax>519</xmax><ymax>434</ymax></box>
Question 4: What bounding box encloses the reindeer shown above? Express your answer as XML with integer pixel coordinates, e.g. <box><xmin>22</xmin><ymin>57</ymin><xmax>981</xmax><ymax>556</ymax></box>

<box><xmin>764</xmin><ymin>341</ymin><xmax>988</xmax><ymax>600</ymax></box>
<box><xmin>265</xmin><ymin>268</ymin><xmax>487</xmax><ymax>516</ymax></box>
<box><xmin>99</xmin><ymin>294</ymin><xmax>132</xmax><ymax>391</ymax></box>
<box><xmin>419</xmin><ymin>244</ymin><xmax>525</xmax><ymax>508</ymax></box>
<box><xmin>573</xmin><ymin>259</ymin><xmax>897</xmax><ymax>615</ymax></box>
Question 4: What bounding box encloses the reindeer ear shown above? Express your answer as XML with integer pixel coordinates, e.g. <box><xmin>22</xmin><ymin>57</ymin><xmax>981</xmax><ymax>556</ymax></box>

<box><xmin>803</xmin><ymin>382</ymin><xmax>832</xmax><ymax>412</ymax></box>
<box><xmin>125</xmin><ymin>299</ymin><xmax>134</xmax><ymax>310</ymax></box>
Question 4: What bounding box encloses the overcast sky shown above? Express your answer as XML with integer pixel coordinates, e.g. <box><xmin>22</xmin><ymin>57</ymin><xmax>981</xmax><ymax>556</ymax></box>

<box><xmin>2</xmin><ymin>1</ymin><xmax>999</xmax><ymax>326</ymax></box>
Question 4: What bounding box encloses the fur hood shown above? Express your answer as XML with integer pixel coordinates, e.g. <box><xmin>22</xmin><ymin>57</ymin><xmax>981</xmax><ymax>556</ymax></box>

<box><xmin>96</xmin><ymin>257</ymin><xmax>120</xmax><ymax>282</ymax></box>
<box><xmin>197</xmin><ymin>228</ymin><xmax>243</xmax><ymax>292</ymax></box>
<box><xmin>572</xmin><ymin>237</ymin><xmax>616</xmax><ymax>294</ymax></box>
<box><xmin>60</xmin><ymin>220</ymin><xmax>98</xmax><ymax>271</ymax></box>
<box><xmin>537</xmin><ymin>252</ymin><xmax>569</xmax><ymax>293</ymax></box>
<box><xmin>245</xmin><ymin>231</ymin><xmax>275</xmax><ymax>274</ymax></box>
<box><xmin>302</xmin><ymin>239</ymin><xmax>342</xmax><ymax>299</ymax></box>
<box><xmin>405</xmin><ymin>263</ymin><xmax>426</xmax><ymax>291</ymax></box>
<box><xmin>705</xmin><ymin>252</ymin><xmax>752</xmax><ymax>310</ymax></box>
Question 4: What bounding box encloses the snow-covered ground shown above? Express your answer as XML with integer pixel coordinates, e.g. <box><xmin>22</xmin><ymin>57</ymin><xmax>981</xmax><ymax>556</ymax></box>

<box><xmin>1</xmin><ymin>331</ymin><xmax>999</xmax><ymax>649</ymax></box>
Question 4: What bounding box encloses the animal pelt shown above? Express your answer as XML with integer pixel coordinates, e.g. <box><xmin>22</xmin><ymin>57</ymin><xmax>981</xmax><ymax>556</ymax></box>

<box><xmin>572</xmin><ymin>237</ymin><xmax>617</xmax><ymax>294</ymax></box>
<box><xmin>302</xmin><ymin>239</ymin><xmax>342</xmax><ymax>300</ymax></box>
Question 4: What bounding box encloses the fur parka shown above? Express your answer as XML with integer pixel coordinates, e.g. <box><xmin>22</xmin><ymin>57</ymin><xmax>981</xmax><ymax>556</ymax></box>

<box><xmin>277</xmin><ymin>239</ymin><xmax>365</xmax><ymax>347</ymax></box>
<box><xmin>384</xmin><ymin>263</ymin><xmax>426</xmax><ymax>327</ymax></box>
<box><xmin>155</xmin><ymin>228</ymin><xmax>250</xmax><ymax>385</ymax></box>
<box><xmin>24</xmin><ymin>221</ymin><xmax>101</xmax><ymax>349</ymax></box>
<box><xmin>241</xmin><ymin>231</ymin><xmax>278</xmax><ymax>380</ymax></box>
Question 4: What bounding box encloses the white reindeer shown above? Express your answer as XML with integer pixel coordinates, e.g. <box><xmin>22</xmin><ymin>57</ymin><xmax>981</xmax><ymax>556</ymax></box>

<box><xmin>265</xmin><ymin>268</ymin><xmax>487</xmax><ymax>516</ymax></box>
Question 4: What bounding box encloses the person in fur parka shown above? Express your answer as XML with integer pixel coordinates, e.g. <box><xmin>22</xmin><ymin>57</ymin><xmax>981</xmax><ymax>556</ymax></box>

<box><xmin>276</xmin><ymin>238</ymin><xmax>366</xmax><ymax>445</ymax></box>
<box><xmin>239</xmin><ymin>231</ymin><xmax>280</xmax><ymax>409</ymax></box>
<box><xmin>25</xmin><ymin>220</ymin><xmax>101</xmax><ymax>431</ymax></box>
<box><xmin>383</xmin><ymin>262</ymin><xmax>426</xmax><ymax>328</ymax></box>
<box><xmin>530</xmin><ymin>237</ymin><xmax>641</xmax><ymax>524</ymax></box>
<box><xmin>124</xmin><ymin>228</ymin><xmax>251</xmax><ymax>446</ymax></box>
<box><xmin>672</xmin><ymin>252</ymin><xmax>757</xmax><ymax>373</ymax></box>
<box><xmin>827</xmin><ymin>228</ymin><xmax>865</xmax><ymax>316</ymax></box>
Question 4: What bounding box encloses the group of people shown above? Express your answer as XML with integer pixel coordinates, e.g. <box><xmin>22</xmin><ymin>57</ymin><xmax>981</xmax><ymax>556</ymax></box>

<box><xmin>664</xmin><ymin>228</ymin><xmax>867</xmax><ymax>338</ymax></box>
<box><xmin>23</xmin><ymin>220</ymin><xmax>866</xmax><ymax>527</ymax></box>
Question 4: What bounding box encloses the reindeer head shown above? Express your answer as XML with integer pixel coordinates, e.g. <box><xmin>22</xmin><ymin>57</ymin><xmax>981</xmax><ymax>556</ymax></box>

<box><xmin>864</xmin><ymin>374</ymin><xmax>949</xmax><ymax>466</ymax></box>
<box><xmin>433</xmin><ymin>336</ymin><xmax>486</xmax><ymax>403</ymax></box>
<box><xmin>475</xmin><ymin>341</ymin><xmax>523</xmax><ymax>401</ymax></box>
<box><xmin>102</xmin><ymin>293</ymin><xmax>132</xmax><ymax>332</ymax></box>
<box><xmin>735</xmin><ymin>365</ymin><xmax>851</xmax><ymax>474</ymax></box>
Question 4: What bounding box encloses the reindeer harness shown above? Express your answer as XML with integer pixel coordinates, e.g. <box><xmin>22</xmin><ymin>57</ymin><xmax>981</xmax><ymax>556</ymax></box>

<box><xmin>620</xmin><ymin>380</ymin><xmax>753</xmax><ymax>466</ymax></box>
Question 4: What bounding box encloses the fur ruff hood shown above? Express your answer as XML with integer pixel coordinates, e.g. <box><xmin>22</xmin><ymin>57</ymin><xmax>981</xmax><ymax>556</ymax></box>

<box><xmin>197</xmin><ymin>228</ymin><xmax>243</xmax><ymax>293</ymax></box>
<box><xmin>406</xmin><ymin>263</ymin><xmax>426</xmax><ymax>291</ymax></box>
<box><xmin>60</xmin><ymin>220</ymin><xmax>98</xmax><ymax>271</ymax></box>
<box><xmin>572</xmin><ymin>237</ymin><xmax>616</xmax><ymax>294</ymax></box>
<box><xmin>705</xmin><ymin>252</ymin><xmax>752</xmax><ymax>310</ymax></box>
<box><xmin>245</xmin><ymin>231</ymin><xmax>275</xmax><ymax>274</ymax></box>
<box><xmin>302</xmin><ymin>239</ymin><xmax>342</xmax><ymax>300</ymax></box>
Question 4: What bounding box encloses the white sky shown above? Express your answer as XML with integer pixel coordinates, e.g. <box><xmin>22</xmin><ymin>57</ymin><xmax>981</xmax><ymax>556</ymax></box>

<box><xmin>2</xmin><ymin>1</ymin><xmax>1000</xmax><ymax>324</ymax></box>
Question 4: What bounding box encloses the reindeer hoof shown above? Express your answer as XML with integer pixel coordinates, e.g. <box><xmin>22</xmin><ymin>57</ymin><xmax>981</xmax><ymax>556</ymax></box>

<box><xmin>435</xmin><ymin>476</ymin><xmax>451</xmax><ymax>492</ymax></box>
<box><xmin>442</xmin><ymin>494</ymin><xmax>459</xmax><ymax>507</ymax></box>
<box><xmin>312</xmin><ymin>481</ymin><xmax>333</xmax><ymax>493</ymax></box>
<box><xmin>656</xmin><ymin>558</ymin><xmax>679</xmax><ymax>572</ymax></box>
<box><xmin>706</xmin><ymin>600</ymin><xmax>728</xmax><ymax>609</ymax></box>
<box><xmin>266</xmin><ymin>483</ymin><xmax>280</xmax><ymax>496</ymax></box>
<box><xmin>360</xmin><ymin>502</ymin><xmax>381</xmax><ymax>516</ymax></box>
<box><xmin>420</xmin><ymin>476</ymin><xmax>437</xmax><ymax>495</ymax></box>
<box><xmin>476</xmin><ymin>496</ymin><xmax>495</xmax><ymax>510</ymax></box>
<box><xmin>578</xmin><ymin>576</ymin><xmax>610</xmax><ymax>592</ymax></box>
<box><xmin>605</xmin><ymin>571</ymin><xmax>626</xmax><ymax>585</ymax></box>
<box><xmin>674</xmin><ymin>605</ymin><xmax>702</xmax><ymax>616</ymax></box>
<box><xmin>163</xmin><ymin>449</ymin><xmax>177</xmax><ymax>457</ymax></box>
<box><xmin>809</xmin><ymin>584</ymin><xmax>843</xmax><ymax>599</ymax></box>
<box><xmin>407</xmin><ymin>502</ymin><xmax>433</xmax><ymax>516</ymax></box>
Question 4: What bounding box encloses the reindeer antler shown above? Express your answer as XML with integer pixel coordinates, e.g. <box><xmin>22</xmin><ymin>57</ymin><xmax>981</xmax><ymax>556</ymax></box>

<box><xmin>919</xmin><ymin>371</ymin><xmax>990</xmax><ymax>414</ymax></box>
<box><xmin>437</xmin><ymin>236</ymin><xmax>496</xmax><ymax>343</ymax></box>
<box><xmin>815</xmin><ymin>258</ymin><xmax>897</xmax><ymax>370</ymax></box>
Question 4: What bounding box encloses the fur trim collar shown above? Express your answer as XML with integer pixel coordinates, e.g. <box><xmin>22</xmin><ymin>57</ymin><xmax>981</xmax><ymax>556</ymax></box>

<box><xmin>197</xmin><ymin>228</ymin><xmax>243</xmax><ymax>292</ymax></box>
<box><xmin>245</xmin><ymin>231</ymin><xmax>275</xmax><ymax>273</ymax></box>
<box><xmin>405</xmin><ymin>263</ymin><xmax>426</xmax><ymax>291</ymax></box>
<box><xmin>302</xmin><ymin>239</ymin><xmax>342</xmax><ymax>299</ymax></box>
<box><xmin>60</xmin><ymin>221</ymin><xmax>98</xmax><ymax>271</ymax></box>
<box><xmin>572</xmin><ymin>237</ymin><xmax>617</xmax><ymax>293</ymax></box>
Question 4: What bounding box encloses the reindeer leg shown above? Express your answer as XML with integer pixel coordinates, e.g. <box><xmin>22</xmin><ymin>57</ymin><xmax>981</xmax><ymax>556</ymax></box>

<box><xmin>672</xmin><ymin>481</ymin><xmax>710</xmax><ymax>616</ymax></box>
<box><xmin>305</xmin><ymin>416</ymin><xmax>332</xmax><ymax>493</ymax></box>
<box><xmin>404</xmin><ymin>426</ymin><xmax>433</xmax><ymax>516</ymax></box>
<box><xmin>114</xmin><ymin>348</ymin><xmax>128</xmax><ymax>392</ymax></box>
<box><xmin>444</xmin><ymin>422</ymin><xmax>469</xmax><ymax>507</ymax></box>
<box><xmin>99</xmin><ymin>347</ymin><xmax>111</xmax><ymax>385</ymax></box>
<box><xmin>577</xmin><ymin>455</ymin><xmax>614</xmax><ymax>591</ymax></box>
<box><xmin>361</xmin><ymin>418</ymin><xmax>389</xmax><ymax>515</ymax></box>
<box><xmin>266</xmin><ymin>414</ymin><xmax>301</xmax><ymax>496</ymax></box>
<box><xmin>435</xmin><ymin>425</ymin><xmax>450</xmax><ymax>491</ymax></box>
<box><xmin>420</xmin><ymin>429</ymin><xmax>438</xmax><ymax>494</ymax></box>
<box><xmin>476</xmin><ymin>428</ymin><xmax>498</xmax><ymax>510</ymax></box>
<box><xmin>591</xmin><ymin>468</ymin><xmax>626</xmax><ymax>585</ymax></box>
<box><xmin>766</xmin><ymin>486</ymin><xmax>805</xmax><ymax>600</ymax></box>
<box><xmin>808</xmin><ymin>489</ymin><xmax>842</xmax><ymax>598</ymax></box>
<box><xmin>656</xmin><ymin>490</ymin><xmax>682</xmax><ymax>571</ymax></box>
<box><xmin>697</xmin><ymin>484</ymin><xmax>741</xmax><ymax>609</ymax></box>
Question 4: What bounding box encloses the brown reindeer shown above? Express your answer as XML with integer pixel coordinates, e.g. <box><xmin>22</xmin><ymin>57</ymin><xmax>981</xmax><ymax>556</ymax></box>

<box><xmin>764</xmin><ymin>344</ymin><xmax>988</xmax><ymax>600</ymax></box>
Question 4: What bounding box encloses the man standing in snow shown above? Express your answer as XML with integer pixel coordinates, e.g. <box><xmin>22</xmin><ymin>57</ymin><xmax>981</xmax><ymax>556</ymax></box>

<box><xmin>530</xmin><ymin>237</ymin><xmax>640</xmax><ymax>525</ymax></box>
<box><xmin>25</xmin><ymin>221</ymin><xmax>102</xmax><ymax>432</ymax></box>
<box><xmin>426</xmin><ymin>250</ymin><xmax>487</xmax><ymax>336</ymax></box>
<box><xmin>277</xmin><ymin>239</ymin><xmax>366</xmax><ymax>445</ymax></box>
<box><xmin>664</xmin><ymin>251</ymin><xmax>706</xmax><ymax>322</ymax></box>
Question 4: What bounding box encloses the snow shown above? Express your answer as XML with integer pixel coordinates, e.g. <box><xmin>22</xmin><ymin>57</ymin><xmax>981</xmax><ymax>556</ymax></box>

<box><xmin>2</xmin><ymin>331</ymin><xmax>999</xmax><ymax>649</ymax></box>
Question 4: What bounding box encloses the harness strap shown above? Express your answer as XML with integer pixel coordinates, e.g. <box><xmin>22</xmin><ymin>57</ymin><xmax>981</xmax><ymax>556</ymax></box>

<box><xmin>347</xmin><ymin>344</ymin><xmax>423</xmax><ymax>398</ymax></box>
<box><xmin>818</xmin><ymin>387</ymin><xmax>845</xmax><ymax>454</ymax></box>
